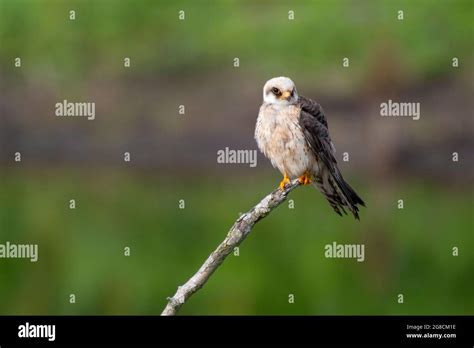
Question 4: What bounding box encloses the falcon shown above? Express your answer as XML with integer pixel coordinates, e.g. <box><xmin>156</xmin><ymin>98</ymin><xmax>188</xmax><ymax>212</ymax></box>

<box><xmin>255</xmin><ymin>77</ymin><xmax>365</xmax><ymax>219</ymax></box>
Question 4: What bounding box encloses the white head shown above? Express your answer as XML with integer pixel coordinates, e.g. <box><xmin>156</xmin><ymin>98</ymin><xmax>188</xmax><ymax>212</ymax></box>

<box><xmin>263</xmin><ymin>76</ymin><xmax>298</xmax><ymax>105</ymax></box>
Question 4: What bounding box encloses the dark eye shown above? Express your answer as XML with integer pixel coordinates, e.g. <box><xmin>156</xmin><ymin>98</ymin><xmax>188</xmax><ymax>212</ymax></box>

<box><xmin>271</xmin><ymin>87</ymin><xmax>281</xmax><ymax>95</ymax></box>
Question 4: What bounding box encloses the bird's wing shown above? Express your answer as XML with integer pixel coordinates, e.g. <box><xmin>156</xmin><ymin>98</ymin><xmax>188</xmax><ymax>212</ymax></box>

<box><xmin>298</xmin><ymin>95</ymin><xmax>328</xmax><ymax>129</ymax></box>
<box><xmin>298</xmin><ymin>100</ymin><xmax>365</xmax><ymax>219</ymax></box>
<box><xmin>298</xmin><ymin>106</ymin><xmax>336</xmax><ymax>171</ymax></box>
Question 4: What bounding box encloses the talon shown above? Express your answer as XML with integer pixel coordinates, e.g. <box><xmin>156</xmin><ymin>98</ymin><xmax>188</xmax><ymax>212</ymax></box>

<box><xmin>279</xmin><ymin>173</ymin><xmax>291</xmax><ymax>190</ymax></box>
<box><xmin>298</xmin><ymin>172</ymin><xmax>312</xmax><ymax>185</ymax></box>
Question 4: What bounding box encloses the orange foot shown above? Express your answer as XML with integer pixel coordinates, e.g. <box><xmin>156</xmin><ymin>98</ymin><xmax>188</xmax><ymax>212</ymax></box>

<box><xmin>298</xmin><ymin>171</ymin><xmax>312</xmax><ymax>185</ymax></box>
<box><xmin>279</xmin><ymin>173</ymin><xmax>291</xmax><ymax>190</ymax></box>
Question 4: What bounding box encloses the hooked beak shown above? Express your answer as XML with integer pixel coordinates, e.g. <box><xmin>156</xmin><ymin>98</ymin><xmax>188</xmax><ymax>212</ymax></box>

<box><xmin>280</xmin><ymin>91</ymin><xmax>291</xmax><ymax>100</ymax></box>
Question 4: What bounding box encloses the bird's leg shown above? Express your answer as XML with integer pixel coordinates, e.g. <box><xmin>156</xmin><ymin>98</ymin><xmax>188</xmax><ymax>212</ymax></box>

<box><xmin>298</xmin><ymin>171</ymin><xmax>312</xmax><ymax>185</ymax></box>
<box><xmin>279</xmin><ymin>173</ymin><xmax>291</xmax><ymax>190</ymax></box>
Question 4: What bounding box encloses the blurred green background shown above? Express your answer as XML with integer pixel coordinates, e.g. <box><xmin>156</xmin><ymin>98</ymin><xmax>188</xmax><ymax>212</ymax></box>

<box><xmin>0</xmin><ymin>0</ymin><xmax>473</xmax><ymax>315</ymax></box>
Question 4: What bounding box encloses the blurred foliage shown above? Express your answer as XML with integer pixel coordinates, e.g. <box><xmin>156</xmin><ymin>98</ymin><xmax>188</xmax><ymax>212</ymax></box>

<box><xmin>0</xmin><ymin>0</ymin><xmax>473</xmax><ymax>315</ymax></box>
<box><xmin>1</xmin><ymin>0</ymin><xmax>473</xmax><ymax>87</ymax></box>
<box><xmin>0</xmin><ymin>169</ymin><xmax>472</xmax><ymax>315</ymax></box>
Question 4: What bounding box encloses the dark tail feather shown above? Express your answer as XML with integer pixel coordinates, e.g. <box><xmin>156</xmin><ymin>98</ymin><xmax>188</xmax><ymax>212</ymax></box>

<box><xmin>315</xmin><ymin>167</ymin><xmax>365</xmax><ymax>220</ymax></box>
<box><xmin>334</xmin><ymin>171</ymin><xmax>365</xmax><ymax>206</ymax></box>
<box><xmin>332</xmin><ymin>169</ymin><xmax>365</xmax><ymax>220</ymax></box>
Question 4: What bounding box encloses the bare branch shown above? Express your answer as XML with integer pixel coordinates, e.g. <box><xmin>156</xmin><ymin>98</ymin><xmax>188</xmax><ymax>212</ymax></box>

<box><xmin>161</xmin><ymin>179</ymin><xmax>300</xmax><ymax>315</ymax></box>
